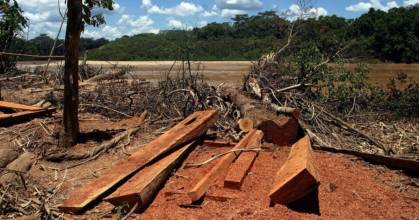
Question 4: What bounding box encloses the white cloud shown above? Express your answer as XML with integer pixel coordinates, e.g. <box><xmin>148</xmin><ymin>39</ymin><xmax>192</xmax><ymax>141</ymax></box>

<box><xmin>202</xmin><ymin>10</ymin><xmax>219</xmax><ymax>17</ymax></box>
<box><xmin>404</xmin><ymin>0</ymin><xmax>419</xmax><ymax>5</ymax></box>
<box><xmin>286</xmin><ymin>4</ymin><xmax>328</xmax><ymax>20</ymax></box>
<box><xmin>142</xmin><ymin>0</ymin><xmax>204</xmax><ymax>16</ymax></box>
<box><xmin>215</xmin><ymin>0</ymin><xmax>262</xmax><ymax>10</ymax></box>
<box><xmin>167</xmin><ymin>19</ymin><xmax>184</xmax><ymax>29</ymax></box>
<box><xmin>220</xmin><ymin>9</ymin><xmax>247</xmax><ymax>17</ymax></box>
<box><xmin>345</xmin><ymin>0</ymin><xmax>399</xmax><ymax>12</ymax></box>
<box><xmin>118</xmin><ymin>15</ymin><xmax>153</xmax><ymax>27</ymax></box>
<box><xmin>167</xmin><ymin>18</ymin><xmax>193</xmax><ymax>30</ymax></box>
<box><xmin>16</xmin><ymin>0</ymin><xmax>123</xmax><ymax>39</ymax></box>
<box><xmin>83</xmin><ymin>14</ymin><xmax>159</xmax><ymax>40</ymax></box>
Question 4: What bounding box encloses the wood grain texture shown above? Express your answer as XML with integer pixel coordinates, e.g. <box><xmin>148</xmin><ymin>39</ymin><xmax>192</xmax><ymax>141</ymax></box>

<box><xmin>0</xmin><ymin>101</ymin><xmax>44</xmax><ymax>111</ymax></box>
<box><xmin>59</xmin><ymin>109</ymin><xmax>218</xmax><ymax>213</ymax></box>
<box><xmin>104</xmin><ymin>141</ymin><xmax>195</xmax><ymax>209</ymax></box>
<box><xmin>224</xmin><ymin>131</ymin><xmax>263</xmax><ymax>189</ymax></box>
<box><xmin>269</xmin><ymin>135</ymin><xmax>319</xmax><ymax>205</ymax></box>
<box><xmin>0</xmin><ymin>108</ymin><xmax>56</xmax><ymax>126</ymax></box>
<box><xmin>188</xmin><ymin>129</ymin><xmax>261</xmax><ymax>202</ymax></box>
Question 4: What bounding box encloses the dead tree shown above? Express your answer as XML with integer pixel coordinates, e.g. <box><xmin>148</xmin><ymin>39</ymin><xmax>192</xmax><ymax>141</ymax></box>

<box><xmin>61</xmin><ymin>0</ymin><xmax>82</xmax><ymax>147</ymax></box>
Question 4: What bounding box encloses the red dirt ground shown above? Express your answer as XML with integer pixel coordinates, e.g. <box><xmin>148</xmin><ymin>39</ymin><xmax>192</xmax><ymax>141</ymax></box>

<box><xmin>136</xmin><ymin>145</ymin><xmax>418</xmax><ymax>220</ymax></box>
<box><xmin>57</xmin><ymin>139</ymin><xmax>418</xmax><ymax>220</ymax></box>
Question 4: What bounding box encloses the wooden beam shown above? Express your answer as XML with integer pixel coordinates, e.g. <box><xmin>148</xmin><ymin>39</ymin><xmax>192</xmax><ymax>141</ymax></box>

<box><xmin>269</xmin><ymin>135</ymin><xmax>319</xmax><ymax>205</ymax></box>
<box><xmin>0</xmin><ymin>101</ymin><xmax>44</xmax><ymax>111</ymax></box>
<box><xmin>0</xmin><ymin>108</ymin><xmax>56</xmax><ymax>126</ymax></box>
<box><xmin>104</xmin><ymin>141</ymin><xmax>196</xmax><ymax>209</ymax></box>
<box><xmin>59</xmin><ymin>109</ymin><xmax>218</xmax><ymax>213</ymax></box>
<box><xmin>188</xmin><ymin>130</ymin><xmax>260</xmax><ymax>202</ymax></box>
<box><xmin>224</xmin><ymin>130</ymin><xmax>263</xmax><ymax>189</ymax></box>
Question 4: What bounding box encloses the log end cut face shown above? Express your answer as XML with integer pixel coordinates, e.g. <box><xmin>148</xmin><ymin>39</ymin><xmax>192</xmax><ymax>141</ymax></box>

<box><xmin>258</xmin><ymin>117</ymin><xmax>299</xmax><ymax>146</ymax></box>
<box><xmin>269</xmin><ymin>136</ymin><xmax>319</xmax><ymax>205</ymax></box>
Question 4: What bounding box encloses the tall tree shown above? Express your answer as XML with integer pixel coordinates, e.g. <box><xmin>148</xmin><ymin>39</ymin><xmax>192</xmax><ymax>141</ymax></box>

<box><xmin>0</xmin><ymin>0</ymin><xmax>27</xmax><ymax>74</ymax></box>
<box><xmin>61</xmin><ymin>0</ymin><xmax>113</xmax><ymax>147</ymax></box>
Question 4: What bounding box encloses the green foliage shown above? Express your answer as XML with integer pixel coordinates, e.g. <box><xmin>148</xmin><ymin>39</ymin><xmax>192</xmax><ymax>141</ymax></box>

<box><xmin>0</xmin><ymin>0</ymin><xmax>27</xmax><ymax>74</ymax></box>
<box><xmin>350</xmin><ymin>6</ymin><xmax>419</xmax><ymax>63</ymax></box>
<box><xmin>87</xmin><ymin>6</ymin><xmax>419</xmax><ymax>62</ymax></box>
<box><xmin>386</xmin><ymin>73</ymin><xmax>419</xmax><ymax>117</ymax></box>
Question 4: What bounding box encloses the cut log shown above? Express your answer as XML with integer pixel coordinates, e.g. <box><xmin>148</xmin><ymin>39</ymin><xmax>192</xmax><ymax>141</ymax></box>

<box><xmin>0</xmin><ymin>149</ymin><xmax>19</xmax><ymax>168</ymax></box>
<box><xmin>59</xmin><ymin>109</ymin><xmax>218</xmax><ymax>213</ymax></box>
<box><xmin>224</xmin><ymin>131</ymin><xmax>263</xmax><ymax>189</ymax></box>
<box><xmin>188</xmin><ymin>129</ymin><xmax>260</xmax><ymax>202</ymax></box>
<box><xmin>104</xmin><ymin>141</ymin><xmax>196</xmax><ymax>209</ymax></box>
<box><xmin>0</xmin><ymin>101</ymin><xmax>44</xmax><ymax>111</ymax></box>
<box><xmin>0</xmin><ymin>108</ymin><xmax>56</xmax><ymax>126</ymax></box>
<box><xmin>258</xmin><ymin>117</ymin><xmax>300</xmax><ymax>146</ymax></box>
<box><xmin>0</xmin><ymin>152</ymin><xmax>36</xmax><ymax>186</ymax></box>
<box><xmin>227</xmin><ymin>89</ymin><xmax>299</xmax><ymax>145</ymax></box>
<box><xmin>313</xmin><ymin>145</ymin><xmax>419</xmax><ymax>174</ymax></box>
<box><xmin>238</xmin><ymin>118</ymin><xmax>254</xmax><ymax>133</ymax></box>
<box><xmin>269</xmin><ymin>136</ymin><xmax>319</xmax><ymax>205</ymax></box>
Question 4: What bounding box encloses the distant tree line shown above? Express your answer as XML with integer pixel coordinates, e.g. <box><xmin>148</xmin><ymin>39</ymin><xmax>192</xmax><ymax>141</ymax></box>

<box><xmin>9</xmin><ymin>34</ymin><xmax>109</xmax><ymax>59</ymax></box>
<box><xmin>5</xmin><ymin>4</ymin><xmax>419</xmax><ymax>63</ymax></box>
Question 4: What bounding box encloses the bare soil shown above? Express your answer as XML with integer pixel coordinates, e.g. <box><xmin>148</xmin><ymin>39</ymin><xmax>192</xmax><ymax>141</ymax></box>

<box><xmin>50</xmin><ymin>137</ymin><xmax>418</xmax><ymax>220</ymax></box>
<box><xmin>17</xmin><ymin>61</ymin><xmax>419</xmax><ymax>86</ymax></box>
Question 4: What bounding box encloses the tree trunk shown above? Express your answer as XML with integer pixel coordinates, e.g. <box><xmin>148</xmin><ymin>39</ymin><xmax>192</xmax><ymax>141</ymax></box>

<box><xmin>61</xmin><ymin>0</ymin><xmax>82</xmax><ymax>148</ymax></box>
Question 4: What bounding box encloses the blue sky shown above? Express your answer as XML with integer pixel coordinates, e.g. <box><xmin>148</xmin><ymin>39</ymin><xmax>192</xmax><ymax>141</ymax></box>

<box><xmin>15</xmin><ymin>0</ymin><xmax>419</xmax><ymax>39</ymax></box>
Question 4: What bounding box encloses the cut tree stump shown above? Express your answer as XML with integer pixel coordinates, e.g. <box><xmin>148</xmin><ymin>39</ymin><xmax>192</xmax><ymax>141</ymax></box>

<box><xmin>59</xmin><ymin>109</ymin><xmax>218</xmax><ymax>213</ymax></box>
<box><xmin>188</xmin><ymin>129</ymin><xmax>260</xmax><ymax>202</ymax></box>
<box><xmin>0</xmin><ymin>152</ymin><xmax>36</xmax><ymax>186</ymax></box>
<box><xmin>0</xmin><ymin>101</ymin><xmax>44</xmax><ymax>111</ymax></box>
<box><xmin>269</xmin><ymin>135</ymin><xmax>319</xmax><ymax>205</ymax></box>
<box><xmin>224</xmin><ymin>130</ymin><xmax>263</xmax><ymax>189</ymax></box>
<box><xmin>104</xmin><ymin>141</ymin><xmax>196</xmax><ymax>209</ymax></box>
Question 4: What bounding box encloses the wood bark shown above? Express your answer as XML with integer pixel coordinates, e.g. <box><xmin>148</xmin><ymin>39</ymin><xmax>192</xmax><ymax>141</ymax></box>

<box><xmin>269</xmin><ymin>136</ymin><xmax>319</xmax><ymax>205</ymax></box>
<box><xmin>86</xmin><ymin>69</ymin><xmax>126</xmax><ymax>82</ymax></box>
<box><xmin>59</xmin><ymin>109</ymin><xmax>218</xmax><ymax>213</ymax></box>
<box><xmin>188</xmin><ymin>129</ymin><xmax>260</xmax><ymax>202</ymax></box>
<box><xmin>104</xmin><ymin>141</ymin><xmax>196</xmax><ymax>209</ymax></box>
<box><xmin>0</xmin><ymin>152</ymin><xmax>36</xmax><ymax>186</ymax></box>
<box><xmin>0</xmin><ymin>148</ymin><xmax>19</xmax><ymax>168</ymax></box>
<box><xmin>61</xmin><ymin>0</ymin><xmax>82</xmax><ymax>148</ymax></box>
<box><xmin>227</xmin><ymin>89</ymin><xmax>299</xmax><ymax>146</ymax></box>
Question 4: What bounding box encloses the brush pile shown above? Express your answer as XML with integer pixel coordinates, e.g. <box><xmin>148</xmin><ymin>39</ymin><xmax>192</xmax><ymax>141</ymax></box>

<box><xmin>243</xmin><ymin>49</ymin><xmax>418</xmax><ymax>158</ymax></box>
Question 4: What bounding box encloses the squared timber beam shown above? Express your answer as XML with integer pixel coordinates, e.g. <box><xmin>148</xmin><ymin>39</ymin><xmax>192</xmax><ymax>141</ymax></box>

<box><xmin>269</xmin><ymin>135</ymin><xmax>319</xmax><ymax>205</ymax></box>
<box><xmin>224</xmin><ymin>131</ymin><xmax>263</xmax><ymax>189</ymax></box>
<box><xmin>188</xmin><ymin>130</ymin><xmax>262</xmax><ymax>202</ymax></box>
<box><xmin>104</xmin><ymin>141</ymin><xmax>196</xmax><ymax>210</ymax></box>
<box><xmin>59</xmin><ymin>109</ymin><xmax>219</xmax><ymax>213</ymax></box>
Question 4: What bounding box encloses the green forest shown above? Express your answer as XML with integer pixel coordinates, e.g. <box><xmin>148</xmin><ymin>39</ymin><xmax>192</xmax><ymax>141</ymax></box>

<box><xmin>9</xmin><ymin>5</ymin><xmax>419</xmax><ymax>63</ymax></box>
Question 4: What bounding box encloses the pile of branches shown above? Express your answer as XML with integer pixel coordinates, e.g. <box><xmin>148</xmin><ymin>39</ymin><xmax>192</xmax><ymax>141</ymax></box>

<box><xmin>0</xmin><ymin>180</ymin><xmax>63</xmax><ymax>219</ymax></box>
<box><xmin>243</xmin><ymin>46</ymin><xmax>412</xmax><ymax>156</ymax></box>
<box><xmin>80</xmin><ymin>61</ymin><xmax>242</xmax><ymax>139</ymax></box>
